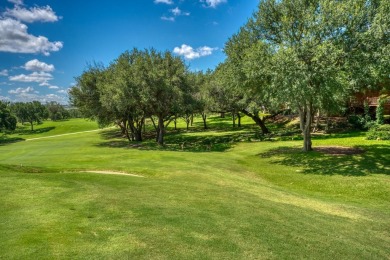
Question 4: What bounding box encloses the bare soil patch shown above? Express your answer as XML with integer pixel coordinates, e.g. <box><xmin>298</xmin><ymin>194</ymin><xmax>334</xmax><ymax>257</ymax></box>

<box><xmin>314</xmin><ymin>146</ymin><xmax>365</xmax><ymax>156</ymax></box>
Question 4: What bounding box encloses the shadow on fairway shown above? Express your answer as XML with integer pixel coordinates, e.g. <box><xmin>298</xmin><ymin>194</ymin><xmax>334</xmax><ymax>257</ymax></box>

<box><xmin>0</xmin><ymin>136</ymin><xmax>25</xmax><ymax>146</ymax></box>
<box><xmin>259</xmin><ymin>144</ymin><xmax>390</xmax><ymax>176</ymax></box>
<box><xmin>13</xmin><ymin>126</ymin><xmax>56</xmax><ymax>136</ymax></box>
<box><xmin>96</xmin><ymin>128</ymin><xmax>259</xmax><ymax>152</ymax></box>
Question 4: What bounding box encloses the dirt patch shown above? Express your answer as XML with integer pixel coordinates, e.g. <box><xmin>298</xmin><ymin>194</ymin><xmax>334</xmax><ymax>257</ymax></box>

<box><xmin>315</xmin><ymin>146</ymin><xmax>365</xmax><ymax>156</ymax></box>
<box><xmin>82</xmin><ymin>170</ymin><xmax>144</xmax><ymax>177</ymax></box>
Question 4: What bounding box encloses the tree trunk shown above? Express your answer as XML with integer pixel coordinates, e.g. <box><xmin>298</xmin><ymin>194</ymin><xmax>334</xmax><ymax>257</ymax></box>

<box><xmin>30</xmin><ymin>120</ymin><xmax>34</xmax><ymax>131</ymax></box>
<box><xmin>232</xmin><ymin>112</ymin><xmax>236</xmax><ymax>127</ymax></box>
<box><xmin>201</xmin><ymin>112</ymin><xmax>207</xmax><ymax>129</ymax></box>
<box><xmin>220</xmin><ymin>112</ymin><xmax>225</xmax><ymax>118</ymax></box>
<box><xmin>237</xmin><ymin>113</ymin><xmax>241</xmax><ymax>127</ymax></box>
<box><xmin>325</xmin><ymin>113</ymin><xmax>330</xmax><ymax>133</ymax></box>
<box><xmin>190</xmin><ymin>114</ymin><xmax>194</xmax><ymax>126</ymax></box>
<box><xmin>312</xmin><ymin>110</ymin><xmax>320</xmax><ymax>133</ymax></box>
<box><xmin>124</xmin><ymin>121</ymin><xmax>132</xmax><ymax>142</ymax></box>
<box><xmin>299</xmin><ymin>105</ymin><xmax>313</xmax><ymax>152</ymax></box>
<box><xmin>157</xmin><ymin>116</ymin><xmax>164</xmax><ymax>146</ymax></box>
<box><xmin>150</xmin><ymin>117</ymin><xmax>160</xmax><ymax>142</ymax></box>
<box><xmin>174</xmin><ymin>116</ymin><xmax>177</xmax><ymax>130</ymax></box>
<box><xmin>241</xmin><ymin>109</ymin><xmax>270</xmax><ymax>134</ymax></box>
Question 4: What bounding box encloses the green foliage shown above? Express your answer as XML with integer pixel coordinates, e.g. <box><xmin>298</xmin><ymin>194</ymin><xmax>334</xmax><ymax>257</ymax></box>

<box><xmin>0</xmin><ymin>101</ymin><xmax>17</xmax><ymax>132</ymax></box>
<box><xmin>376</xmin><ymin>96</ymin><xmax>388</xmax><ymax>125</ymax></box>
<box><xmin>70</xmin><ymin>48</ymin><xmax>192</xmax><ymax>145</ymax></box>
<box><xmin>9</xmin><ymin>101</ymin><xmax>47</xmax><ymax>131</ymax></box>
<box><xmin>366</xmin><ymin>124</ymin><xmax>390</xmax><ymax>140</ymax></box>
<box><xmin>225</xmin><ymin>0</ymin><xmax>389</xmax><ymax>151</ymax></box>
<box><xmin>46</xmin><ymin>101</ymin><xmax>69</xmax><ymax>121</ymax></box>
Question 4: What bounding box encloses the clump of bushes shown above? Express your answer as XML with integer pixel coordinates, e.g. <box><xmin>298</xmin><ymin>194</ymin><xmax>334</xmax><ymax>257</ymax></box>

<box><xmin>366</xmin><ymin>124</ymin><xmax>390</xmax><ymax>140</ymax></box>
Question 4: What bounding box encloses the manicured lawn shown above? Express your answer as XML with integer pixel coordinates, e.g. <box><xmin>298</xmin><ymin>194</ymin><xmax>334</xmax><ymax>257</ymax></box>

<box><xmin>0</xmin><ymin>118</ymin><xmax>389</xmax><ymax>259</ymax></box>
<box><xmin>6</xmin><ymin>118</ymin><xmax>100</xmax><ymax>140</ymax></box>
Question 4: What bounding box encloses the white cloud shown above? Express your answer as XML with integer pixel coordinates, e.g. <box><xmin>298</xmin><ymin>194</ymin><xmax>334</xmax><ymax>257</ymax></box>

<box><xmin>23</xmin><ymin>59</ymin><xmax>55</xmax><ymax>72</ymax></box>
<box><xmin>0</xmin><ymin>18</ymin><xmax>63</xmax><ymax>55</ymax></box>
<box><xmin>0</xmin><ymin>69</ymin><xmax>8</xmax><ymax>76</ymax></box>
<box><xmin>201</xmin><ymin>0</ymin><xmax>227</xmax><ymax>8</ymax></box>
<box><xmin>154</xmin><ymin>0</ymin><xmax>173</xmax><ymax>4</ymax></box>
<box><xmin>8</xmin><ymin>86</ymin><xmax>34</xmax><ymax>94</ymax></box>
<box><xmin>7</xmin><ymin>0</ymin><xmax>23</xmax><ymax>5</ymax></box>
<box><xmin>9</xmin><ymin>71</ymin><xmax>53</xmax><ymax>85</ymax></box>
<box><xmin>8</xmin><ymin>92</ymin><xmax>66</xmax><ymax>104</ymax></box>
<box><xmin>198</xmin><ymin>46</ymin><xmax>216</xmax><ymax>56</ymax></box>
<box><xmin>170</xmin><ymin>7</ymin><xmax>190</xmax><ymax>16</ymax></box>
<box><xmin>161</xmin><ymin>16</ymin><xmax>175</xmax><ymax>22</ymax></box>
<box><xmin>0</xmin><ymin>95</ymin><xmax>10</xmax><ymax>101</ymax></box>
<box><xmin>4</xmin><ymin>6</ymin><xmax>59</xmax><ymax>23</ymax></box>
<box><xmin>57</xmin><ymin>89</ymin><xmax>68</xmax><ymax>94</ymax></box>
<box><xmin>173</xmin><ymin>44</ymin><xmax>218</xmax><ymax>60</ymax></box>
<box><xmin>49</xmin><ymin>85</ymin><xmax>59</xmax><ymax>89</ymax></box>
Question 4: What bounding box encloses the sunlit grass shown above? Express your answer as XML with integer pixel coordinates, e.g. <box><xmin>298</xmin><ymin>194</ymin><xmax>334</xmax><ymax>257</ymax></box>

<box><xmin>0</xmin><ymin>118</ymin><xmax>389</xmax><ymax>259</ymax></box>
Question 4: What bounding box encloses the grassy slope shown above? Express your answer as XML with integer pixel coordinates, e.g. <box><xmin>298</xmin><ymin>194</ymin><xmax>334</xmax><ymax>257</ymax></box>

<box><xmin>8</xmin><ymin>118</ymin><xmax>99</xmax><ymax>140</ymax></box>
<box><xmin>0</xmin><ymin>118</ymin><xmax>389</xmax><ymax>259</ymax></box>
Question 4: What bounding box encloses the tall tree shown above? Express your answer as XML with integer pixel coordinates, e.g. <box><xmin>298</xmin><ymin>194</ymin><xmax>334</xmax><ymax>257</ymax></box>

<box><xmin>136</xmin><ymin>49</ymin><xmax>189</xmax><ymax>145</ymax></box>
<box><xmin>69</xmin><ymin>64</ymin><xmax>114</xmax><ymax>128</ymax></box>
<box><xmin>46</xmin><ymin>101</ymin><xmax>69</xmax><ymax>121</ymax></box>
<box><xmin>236</xmin><ymin>0</ymin><xmax>388</xmax><ymax>151</ymax></box>
<box><xmin>11</xmin><ymin>101</ymin><xmax>47</xmax><ymax>131</ymax></box>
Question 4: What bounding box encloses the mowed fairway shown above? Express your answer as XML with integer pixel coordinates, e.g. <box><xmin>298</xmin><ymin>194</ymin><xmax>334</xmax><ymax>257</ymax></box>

<box><xmin>0</xmin><ymin>119</ymin><xmax>389</xmax><ymax>259</ymax></box>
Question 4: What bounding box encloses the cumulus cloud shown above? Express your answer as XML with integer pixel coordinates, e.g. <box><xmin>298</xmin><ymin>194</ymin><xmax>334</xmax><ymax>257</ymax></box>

<box><xmin>57</xmin><ymin>89</ymin><xmax>68</xmax><ymax>94</ymax></box>
<box><xmin>4</xmin><ymin>5</ymin><xmax>60</xmax><ymax>23</ymax></box>
<box><xmin>0</xmin><ymin>70</ymin><xmax>8</xmax><ymax>76</ymax></box>
<box><xmin>8</xmin><ymin>86</ymin><xmax>34</xmax><ymax>94</ymax></box>
<box><xmin>0</xmin><ymin>18</ymin><xmax>63</xmax><ymax>55</ymax></box>
<box><xmin>201</xmin><ymin>0</ymin><xmax>227</xmax><ymax>8</ymax></box>
<box><xmin>173</xmin><ymin>44</ymin><xmax>218</xmax><ymax>60</ymax></box>
<box><xmin>9</xmin><ymin>71</ymin><xmax>53</xmax><ymax>85</ymax></box>
<box><xmin>9</xmin><ymin>92</ymin><xmax>66</xmax><ymax>103</ymax></box>
<box><xmin>8</xmin><ymin>0</ymin><xmax>24</xmax><ymax>5</ymax></box>
<box><xmin>0</xmin><ymin>95</ymin><xmax>10</xmax><ymax>101</ymax></box>
<box><xmin>154</xmin><ymin>0</ymin><xmax>173</xmax><ymax>4</ymax></box>
<box><xmin>23</xmin><ymin>59</ymin><xmax>55</xmax><ymax>72</ymax></box>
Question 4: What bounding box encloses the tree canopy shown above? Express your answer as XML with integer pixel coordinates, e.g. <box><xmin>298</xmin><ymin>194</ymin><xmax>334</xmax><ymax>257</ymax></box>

<box><xmin>225</xmin><ymin>0</ymin><xmax>389</xmax><ymax>151</ymax></box>
<box><xmin>0</xmin><ymin>101</ymin><xmax>17</xmax><ymax>132</ymax></box>
<box><xmin>69</xmin><ymin>48</ymin><xmax>191</xmax><ymax>145</ymax></box>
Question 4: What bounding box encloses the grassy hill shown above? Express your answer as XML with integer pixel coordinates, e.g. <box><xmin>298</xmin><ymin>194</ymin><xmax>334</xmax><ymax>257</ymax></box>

<box><xmin>0</xmin><ymin>117</ymin><xmax>389</xmax><ymax>259</ymax></box>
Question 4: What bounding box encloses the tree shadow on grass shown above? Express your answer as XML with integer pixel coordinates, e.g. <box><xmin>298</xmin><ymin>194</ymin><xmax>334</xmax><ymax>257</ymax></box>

<box><xmin>13</xmin><ymin>126</ymin><xmax>56</xmax><ymax>136</ymax></box>
<box><xmin>96</xmin><ymin>128</ymin><xmax>258</xmax><ymax>152</ymax></box>
<box><xmin>259</xmin><ymin>144</ymin><xmax>390</xmax><ymax>176</ymax></box>
<box><xmin>0</xmin><ymin>136</ymin><xmax>25</xmax><ymax>146</ymax></box>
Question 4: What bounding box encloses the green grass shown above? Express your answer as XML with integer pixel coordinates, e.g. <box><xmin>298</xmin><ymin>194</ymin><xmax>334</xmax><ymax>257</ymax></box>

<box><xmin>3</xmin><ymin>118</ymin><xmax>99</xmax><ymax>140</ymax></box>
<box><xmin>0</xmin><ymin>118</ymin><xmax>389</xmax><ymax>259</ymax></box>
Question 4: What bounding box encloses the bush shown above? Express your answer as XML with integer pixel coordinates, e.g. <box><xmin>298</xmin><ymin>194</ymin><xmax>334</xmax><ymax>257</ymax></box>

<box><xmin>348</xmin><ymin>115</ymin><xmax>374</xmax><ymax>130</ymax></box>
<box><xmin>366</xmin><ymin>124</ymin><xmax>390</xmax><ymax>140</ymax></box>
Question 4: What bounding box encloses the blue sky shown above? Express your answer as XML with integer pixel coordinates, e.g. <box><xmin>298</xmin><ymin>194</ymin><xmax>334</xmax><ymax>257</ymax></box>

<box><xmin>0</xmin><ymin>0</ymin><xmax>257</xmax><ymax>104</ymax></box>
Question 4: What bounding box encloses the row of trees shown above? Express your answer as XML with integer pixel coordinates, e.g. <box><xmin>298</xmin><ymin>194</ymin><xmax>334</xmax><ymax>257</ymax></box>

<box><xmin>70</xmin><ymin>0</ymin><xmax>389</xmax><ymax>151</ymax></box>
<box><xmin>0</xmin><ymin>101</ymin><xmax>77</xmax><ymax>131</ymax></box>
<box><xmin>70</xmin><ymin>49</ymin><xmax>202</xmax><ymax>145</ymax></box>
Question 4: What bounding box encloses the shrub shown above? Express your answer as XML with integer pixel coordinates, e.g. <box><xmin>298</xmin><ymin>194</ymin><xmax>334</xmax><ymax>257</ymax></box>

<box><xmin>366</xmin><ymin>124</ymin><xmax>390</xmax><ymax>140</ymax></box>
<box><xmin>348</xmin><ymin>115</ymin><xmax>374</xmax><ymax>130</ymax></box>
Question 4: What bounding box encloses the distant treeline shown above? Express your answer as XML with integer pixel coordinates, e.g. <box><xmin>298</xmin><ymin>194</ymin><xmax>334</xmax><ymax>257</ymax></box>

<box><xmin>0</xmin><ymin>100</ymin><xmax>82</xmax><ymax>131</ymax></box>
